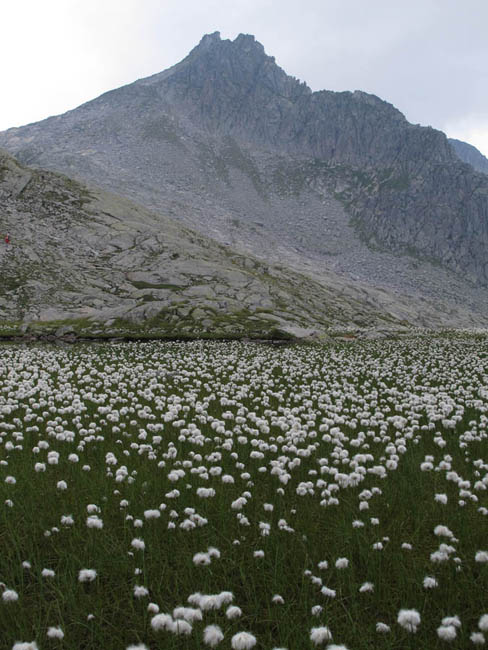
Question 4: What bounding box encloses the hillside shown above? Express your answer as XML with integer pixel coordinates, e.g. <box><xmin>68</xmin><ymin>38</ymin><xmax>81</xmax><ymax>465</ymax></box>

<box><xmin>2</xmin><ymin>148</ymin><xmax>487</xmax><ymax>338</ymax></box>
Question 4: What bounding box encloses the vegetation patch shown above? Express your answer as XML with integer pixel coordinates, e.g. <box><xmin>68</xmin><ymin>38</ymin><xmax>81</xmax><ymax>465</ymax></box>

<box><xmin>0</xmin><ymin>337</ymin><xmax>487</xmax><ymax>649</ymax></box>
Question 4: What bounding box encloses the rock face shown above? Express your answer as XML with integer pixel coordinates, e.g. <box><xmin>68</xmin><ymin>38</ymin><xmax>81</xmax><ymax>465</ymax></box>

<box><xmin>1</xmin><ymin>147</ymin><xmax>486</xmax><ymax>336</ymax></box>
<box><xmin>0</xmin><ymin>33</ymin><xmax>488</xmax><ymax>328</ymax></box>
<box><xmin>449</xmin><ymin>138</ymin><xmax>488</xmax><ymax>175</ymax></box>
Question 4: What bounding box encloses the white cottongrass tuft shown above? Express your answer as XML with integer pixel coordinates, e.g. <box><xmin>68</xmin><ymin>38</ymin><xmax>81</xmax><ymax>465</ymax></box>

<box><xmin>2</xmin><ymin>589</ymin><xmax>19</xmax><ymax>602</ymax></box>
<box><xmin>359</xmin><ymin>582</ymin><xmax>374</xmax><ymax>593</ymax></box>
<box><xmin>320</xmin><ymin>586</ymin><xmax>336</xmax><ymax>598</ymax></box>
<box><xmin>310</xmin><ymin>626</ymin><xmax>333</xmax><ymax>644</ymax></box>
<box><xmin>151</xmin><ymin>613</ymin><xmax>174</xmax><ymax>632</ymax></box>
<box><xmin>479</xmin><ymin>614</ymin><xmax>488</xmax><ymax>631</ymax></box>
<box><xmin>435</xmin><ymin>493</ymin><xmax>448</xmax><ymax>504</ymax></box>
<box><xmin>188</xmin><ymin>591</ymin><xmax>233</xmax><ymax>611</ymax></box>
<box><xmin>86</xmin><ymin>515</ymin><xmax>103</xmax><ymax>529</ymax></box>
<box><xmin>471</xmin><ymin>631</ymin><xmax>486</xmax><ymax>645</ymax></box>
<box><xmin>61</xmin><ymin>515</ymin><xmax>74</xmax><ymax>526</ymax></box>
<box><xmin>47</xmin><ymin>452</ymin><xmax>59</xmax><ymax>465</ymax></box>
<box><xmin>226</xmin><ymin>605</ymin><xmax>243</xmax><ymax>619</ymax></box>
<box><xmin>143</xmin><ymin>509</ymin><xmax>160</xmax><ymax>520</ymax></box>
<box><xmin>172</xmin><ymin>619</ymin><xmax>192</xmax><ymax>635</ymax></box>
<box><xmin>47</xmin><ymin>627</ymin><xmax>64</xmax><ymax>639</ymax></box>
<box><xmin>437</xmin><ymin>625</ymin><xmax>457</xmax><ymax>641</ymax></box>
<box><xmin>475</xmin><ymin>551</ymin><xmax>488</xmax><ymax>563</ymax></box>
<box><xmin>272</xmin><ymin>594</ymin><xmax>285</xmax><ymax>604</ymax></box>
<box><xmin>423</xmin><ymin>575</ymin><xmax>439</xmax><ymax>588</ymax></box>
<box><xmin>311</xmin><ymin>605</ymin><xmax>323</xmax><ymax>616</ymax></box>
<box><xmin>41</xmin><ymin>569</ymin><xmax>55</xmax><ymax>578</ymax></box>
<box><xmin>150</xmin><ymin>612</ymin><xmax>192</xmax><ymax>635</ymax></box>
<box><xmin>434</xmin><ymin>525</ymin><xmax>454</xmax><ymax>538</ymax></box>
<box><xmin>126</xmin><ymin>645</ymin><xmax>149</xmax><ymax>650</ymax></box>
<box><xmin>397</xmin><ymin>609</ymin><xmax>421</xmax><ymax>633</ymax></box>
<box><xmin>133</xmin><ymin>585</ymin><xmax>149</xmax><ymax>598</ymax></box>
<box><xmin>12</xmin><ymin>643</ymin><xmax>38</xmax><ymax>650</ymax></box>
<box><xmin>203</xmin><ymin>624</ymin><xmax>224</xmax><ymax>647</ymax></box>
<box><xmin>376</xmin><ymin>622</ymin><xmax>390</xmax><ymax>633</ymax></box>
<box><xmin>173</xmin><ymin>607</ymin><xmax>203</xmax><ymax>623</ymax></box>
<box><xmin>78</xmin><ymin>569</ymin><xmax>97</xmax><ymax>582</ymax></box>
<box><xmin>442</xmin><ymin>616</ymin><xmax>461</xmax><ymax>628</ymax></box>
<box><xmin>231</xmin><ymin>631</ymin><xmax>257</xmax><ymax>649</ymax></box>
<box><xmin>131</xmin><ymin>538</ymin><xmax>145</xmax><ymax>551</ymax></box>
<box><xmin>335</xmin><ymin>558</ymin><xmax>349</xmax><ymax>569</ymax></box>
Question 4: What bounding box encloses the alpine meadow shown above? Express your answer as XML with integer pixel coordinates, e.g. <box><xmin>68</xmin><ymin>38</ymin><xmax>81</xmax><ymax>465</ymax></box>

<box><xmin>0</xmin><ymin>335</ymin><xmax>487</xmax><ymax>649</ymax></box>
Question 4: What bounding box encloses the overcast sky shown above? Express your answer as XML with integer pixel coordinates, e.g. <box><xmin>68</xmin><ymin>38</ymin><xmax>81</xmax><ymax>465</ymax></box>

<box><xmin>2</xmin><ymin>0</ymin><xmax>487</xmax><ymax>156</ymax></box>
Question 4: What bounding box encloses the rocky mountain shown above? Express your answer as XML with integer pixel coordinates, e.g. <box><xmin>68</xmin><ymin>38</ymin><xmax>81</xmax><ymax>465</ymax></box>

<box><xmin>449</xmin><ymin>138</ymin><xmax>488</xmax><ymax>175</ymax></box>
<box><xmin>1</xmin><ymin>33</ymin><xmax>488</xmax><ymax>334</ymax></box>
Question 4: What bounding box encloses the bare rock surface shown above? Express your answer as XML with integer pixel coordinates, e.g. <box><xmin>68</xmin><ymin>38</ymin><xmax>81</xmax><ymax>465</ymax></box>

<box><xmin>1</xmin><ymin>148</ymin><xmax>486</xmax><ymax>340</ymax></box>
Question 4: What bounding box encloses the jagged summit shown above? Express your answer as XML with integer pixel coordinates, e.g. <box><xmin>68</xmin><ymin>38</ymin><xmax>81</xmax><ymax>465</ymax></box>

<box><xmin>197</xmin><ymin>31</ymin><xmax>222</xmax><ymax>46</ymax></box>
<box><xmin>191</xmin><ymin>32</ymin><xmax>266</xmax><ymax>56</ymax></box>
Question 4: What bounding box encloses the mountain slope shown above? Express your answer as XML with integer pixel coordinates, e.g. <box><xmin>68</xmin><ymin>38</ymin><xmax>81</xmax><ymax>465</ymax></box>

<box><xmin>0</xmin><ymin>33</ymin><xmax>487</xmax><ymax>306</ymax></box>
<box><xmin>2</xmin><ymin>148</ymin><xmax>486</xmax><ymax>336</ymax></box>
<box><xmin>449</xmin><ymin>138</ymin><xmax>488</xmax><ymax>174</ymax></box>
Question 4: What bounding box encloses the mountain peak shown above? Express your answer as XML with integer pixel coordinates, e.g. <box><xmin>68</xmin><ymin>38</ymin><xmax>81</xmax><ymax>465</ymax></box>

<box><xmin>197</xmin><ymin>31</ymin><xmax>221</xmax><ymax>48</ymax></box>
<box><xmin>233</xmin><ymin>33</ymin><xmax>266</xmax><ymax>54</ymax></box>
<box><xmin>190</xmin><ymin>31</ymin><xmax>267</xmax><ymax>59</ymax></box>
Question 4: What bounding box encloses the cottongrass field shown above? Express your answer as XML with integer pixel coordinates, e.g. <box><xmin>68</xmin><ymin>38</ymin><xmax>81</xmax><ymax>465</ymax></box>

<box><xmin>0</xmin><ymin>337</ymin><xmax>487</xmax><ymax>650</ymax></box>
